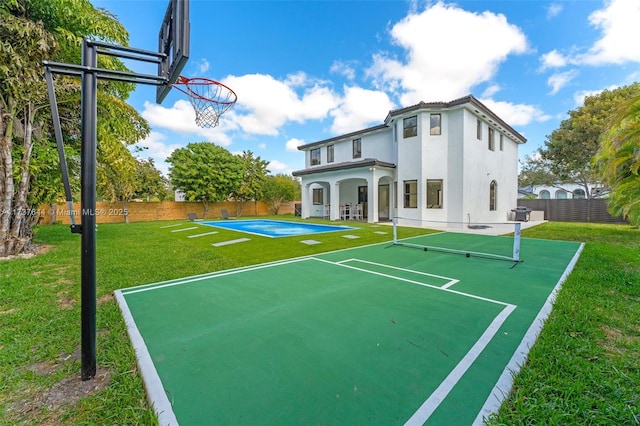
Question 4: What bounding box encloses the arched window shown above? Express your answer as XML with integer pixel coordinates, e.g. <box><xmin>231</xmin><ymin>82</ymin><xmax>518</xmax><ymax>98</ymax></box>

<box><xmin>573</xmin><ymin>188</ymin><xmax>586</xmax><ymax>199</ymax></box>
<box><xmin>555</xmin><ymin>190</ymin><xmax>568</xmax><ymax>199</ymax></box>
<box><xmin>539</xmin><ymin>190</ymin><xmax>550</xmax><ymax>199</ymax></box>
<box><xmin>489</xmin><ymin>180</ymin><xmax>497</xmax><ymax>211</ymax></box>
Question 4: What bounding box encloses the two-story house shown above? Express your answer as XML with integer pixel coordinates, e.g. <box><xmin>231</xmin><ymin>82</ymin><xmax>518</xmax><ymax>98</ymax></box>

<box><xmin>292</xmin><ymin>95</ymin><xmax>527</xmax><ymax>225</ymax></box>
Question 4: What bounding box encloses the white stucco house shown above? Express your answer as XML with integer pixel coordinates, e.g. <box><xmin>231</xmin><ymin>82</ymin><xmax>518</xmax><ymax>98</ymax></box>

<box><xmin>292</xmin><ymin>95</ymin><xmax>527</xmax><ymax>225</ymax></box>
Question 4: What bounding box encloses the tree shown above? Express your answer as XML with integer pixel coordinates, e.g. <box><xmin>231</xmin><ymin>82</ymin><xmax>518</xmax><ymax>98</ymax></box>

<box><xmin>167</xmin><ymin>142</ymin><xmax>244</xmax><ymax>218</ymax></box>
<box><xmin>230</xmin><ymin>150</ymin><xmax>269</xmax><ymax>216</ymax></box>
<box><xmin>0</xmin><ymin>0</ymin><xmax>137</xmax><ymax>255</ymax></box>
<box><xmin>133</xmin><ymin>158</ymin><xmax>168</xmax><ymax>201</ymax></box>
<box><xmin>595</xmin><ymin>90</ymin><xmax>640</xmax><ymax>225</ymax></box>
<box><xmin>525</xmin><ymin>83</ymin><xmax>640</xmax><ymax>199</ymax></box>
<box><xmin>261</xmin><ymin>174</ymin><xmax>300</xmax><ymax>215</ymax></box>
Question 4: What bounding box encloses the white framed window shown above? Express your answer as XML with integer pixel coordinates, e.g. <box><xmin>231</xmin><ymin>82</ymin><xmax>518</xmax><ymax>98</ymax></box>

<box><xmin>404</xmin><ymin>180</ymin><xmax>418</xmax><ymax>208</ymax></box>
<box><xmin>310</xmin><ymin>148</ymin><xmax>321</xmax><ymax>165</ymax></box>
<box><xmin>426</xmin><ymin>179</ymin><xmax>443</xmax><ymax>209</ymax></box>
<box><xmin>404</xmin><ymin>116</ymin><xmax>417</xmax><ymax>138</ymax></box>
<box><xmin>327</xmin><ymin>144</ymin><xmax>334</xmax><ymax>163</ymax></box>
<box><xmin>352</xmin><ymin>138</ymin><xmax>361</xmax><ymax>159</ymax></box>
<box><xmin>312</xmin><ymin>188</ymin><xmax>323</xmax><ymax>205</ymax></box>
<box><xmin>477</xmin><ymin>119</ymin><xmax>482</xmax><ymax>140</ymax></box>
<box><xmin>430</xmin><ymin>114</ymin><xmax>441</xmax><ymax>135</ymax></box>
<box><xmin>489</xmin><ymin>180</ymin><xmax>497</xmax><ymax>211</ymax></box>
<box><xmin>488</xmin><ymin>128</ymin><xmax>495</xmax><ymax>151</ymax></box>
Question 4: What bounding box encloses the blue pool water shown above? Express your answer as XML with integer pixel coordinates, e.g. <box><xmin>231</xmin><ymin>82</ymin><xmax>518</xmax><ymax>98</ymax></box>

<box><xmin>201</xmin><ymin>219</ymin><xmax>355</xmax><ymax>238</ymax></box>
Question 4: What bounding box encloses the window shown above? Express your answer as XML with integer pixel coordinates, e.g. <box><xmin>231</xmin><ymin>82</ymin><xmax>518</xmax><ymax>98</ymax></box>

<box><xmin>499</xmin><ymin>134</ymin><xmax>504</xmax><ymax>151</ymax></box>
<box><xmin>426</xmin><ymin>180</ymin><xmax>443</xmax><ymax>209</ymax></box>
<box><xmin>312</xmin><ymin>188</ymin><xmax>323</xmax><ymax>205</ymax></box>
<box><xmin>539</xmin><ymin>190</ymin><xmax>550</xmax><ymax>199</ymax></box>
<box><xmin>310</xmin><ymin>148</ymin><xmax>321</xmax><ymax>165</ymax></box>
<box><xmin>403</xmin><ymin>180</ymin><xmax>417</xmax><ymax>208</ymax></box>
<box><xmin>477</xmin><ymin>119</ymin><xmax>482</xmax><ymax>140</ymax></box>
<box><xmin>555</xmin><ymin>190</ymin><xmax>567</xmax><ymax>199</ymax></box>
<box><xmin>489</xmin><ymin>180</ymin><xmax>497</xmax><ymax>211</ymax></box>
<box><xmin>393</xmin><ymin>122</ymin><xmax>398</xmax><ymax>143</ymax></box>
<box><xmin>488</xmin><ymin>128</ymin><xmax>495</xmax><ymax>151</ymax></box>
<box><xmin>430</xmin><ymin>114</ymin><xmax>441</xmax><ymax>135</ymax></box>
<box><xmin>352</xmin><ymin>138</ymin><xmax>361</xmax><ymax>159</ymax></box>
<box><xmin>403</xmin><ymin>116</ymin><xmax>417</xmax><ymax>138</ymax></box>
<box><xmin>327</xmin><ymin>144</ymin><xmax>334</xmax><ymax>163</ymax></box>
<box><xmin>573</xmin><ymin>189</ymin><xmax>586</xmax><ymax>199</ymax></box>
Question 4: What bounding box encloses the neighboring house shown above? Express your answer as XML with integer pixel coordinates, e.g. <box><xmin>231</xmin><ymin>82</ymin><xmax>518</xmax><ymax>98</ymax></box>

<box><xmin>518</xmin><ymin>183</ymin><xmax>606</xmax><ymax>199</ymax></box>
<box><xmin>292</xmin><ymin>95</ymin><xmax>527</xmax><ymax>225</ymax></box>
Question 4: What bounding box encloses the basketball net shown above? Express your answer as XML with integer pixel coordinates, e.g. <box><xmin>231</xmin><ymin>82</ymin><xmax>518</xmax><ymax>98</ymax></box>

<box><xmin>172</xmin><ymin>76</ymin><xmax>237</xmax><ymax>128</ymax></box>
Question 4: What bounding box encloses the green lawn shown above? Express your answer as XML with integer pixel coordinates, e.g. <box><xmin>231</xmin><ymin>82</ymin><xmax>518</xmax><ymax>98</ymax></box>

<box><xmin>1</xmin><ymin>219</ymin><xmax>638</xmax><ymax>425</ymax></box>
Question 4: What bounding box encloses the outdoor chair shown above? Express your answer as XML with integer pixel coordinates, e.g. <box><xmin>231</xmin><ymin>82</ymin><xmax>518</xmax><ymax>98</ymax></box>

<box><xmin>187</xmin><ymin>212</ymin><xmax>198</xmax><ymax>221</ymax></box>
<box><xmin>220</xmin><ymin>209</ymin><xmax>230</xmax><ymax>219</ymax></box>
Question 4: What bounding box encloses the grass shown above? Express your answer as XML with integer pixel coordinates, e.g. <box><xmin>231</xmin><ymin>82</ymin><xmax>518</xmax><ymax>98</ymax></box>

<box><xmin>488</xmin><ymin>222</ymin><xmax>640</xmax><ymax>425</ymax></box>
<box><xmin>0</xmin><ymin>215</ymin><xmax>430</xmax><ymax>425</ymax></box>
<box><xmin>1</xmin><ymin>218</ymin><xmax>638</xmax><ymax>424</ymax></box>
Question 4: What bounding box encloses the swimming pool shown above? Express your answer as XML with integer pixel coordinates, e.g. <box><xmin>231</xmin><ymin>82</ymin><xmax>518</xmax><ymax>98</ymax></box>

<box><xmin>201</xmin><ymin>219</ymin><xmax>355</xmax><ymax>238</ymax></box>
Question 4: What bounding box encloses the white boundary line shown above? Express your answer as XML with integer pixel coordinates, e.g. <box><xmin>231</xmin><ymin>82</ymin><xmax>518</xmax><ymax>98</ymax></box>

<box><xmin>472</xmin><ymin>242</ymin><xmax>585</xmax><ymax>425</ymax></box>
<box><xmin>337</xmin><ymin>258</ymin><xmax>459</xmax><ymax>288</ymax></box>
<box><xmin>187</xmin><ymin>231</ymin><xmax>218</xmax><ymax>238</ymax></box>
<box><xmin>159</xmin><ymin>223</ymin><xmax>183</xmax><ymax>228</ymax></box>
<box><xmin>309</xmin><ymin>257</ymin><xmax>516</xmax><ymax>424</ymax></box>
<box><xmin>170</xmin><ymin>227</ymin><xmax>198</xmax><ymax>232</ymax></box>
<box><xmin>114</xmin><ymin>290</ymin><xmax>179</xmax><ymax>426</ymax></box>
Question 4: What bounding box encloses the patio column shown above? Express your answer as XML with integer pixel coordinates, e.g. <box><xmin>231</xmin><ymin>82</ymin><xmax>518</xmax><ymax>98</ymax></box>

<box><xmin>330</xmin><ymin>182</ymin><xmax>341</xmax><ymax>221</ymax></box>
<box><xmin>301</xmin><ymin>183</ymin><xmax>311</xmax><ymax>219</ymax></box>
<box><xmin>368</xmin><ymin>171</ymin><xmax>379</xmax><ymax>223</ymax></box>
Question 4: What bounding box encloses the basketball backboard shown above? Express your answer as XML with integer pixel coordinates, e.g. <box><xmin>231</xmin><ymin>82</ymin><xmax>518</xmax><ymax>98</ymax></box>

<box><xmin>156</xmin><ymin>0</ymin><xmax>190</xmax><ymax>103</ymax></box>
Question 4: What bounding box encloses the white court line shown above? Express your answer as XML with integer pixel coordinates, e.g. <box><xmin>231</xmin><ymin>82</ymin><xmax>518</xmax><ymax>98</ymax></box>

<box><xmin>312</xmin><ymin>257</ymin><xmax>511</xmax><ymax>307</ymax></box>
<box><xmin>122</xmin><ymin>257</ymin><xmax>310</xmax><ymax>295</ymax></box>
<box><xmin>339</xmin><ymin>258</ymin><xmax>459</xmax><ymax>288</ymax></box>
<box><xmin>170</xmin><ymin>227</ymin><xmax>198</xmax><ymax>232</ymax></box>
<box><xmin>310</xmin><ymin>257</ymin><xmax>516</xmax><ymax>425</ymax></box>
<box><xmin>114</xmin><ymin>290</ymin><xmax>178</xmax><ymax>426</ymax></box>
<box><xmin>405</xmin><ymin>304</ymin><xmax>516</xmax><ymax>426</ymax></box>
<box><xmin>159</xmin><ymin>223</ymin><xmax>183</xmax><ymax>228</ymax></box>
<box><xmin>472</xmin><ymin>242</ymin><xmax>585</xmax><ymax>425</ymax></box>
<box><xmin>187</xmin><ymin>231</ymin><xmax>219</xmax><ymax>238</ymax></box>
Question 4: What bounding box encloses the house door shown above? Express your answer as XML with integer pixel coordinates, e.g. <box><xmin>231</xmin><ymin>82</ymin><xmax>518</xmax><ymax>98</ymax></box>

<box><xmin>378</xmin><ymin>184</ymin><xmax>389</xmax><ymax>221</ymax></box>
<box><xmin>358</xmin><ymin>186</ymin><xmax>368</xmax><ymax>219</ymax></box>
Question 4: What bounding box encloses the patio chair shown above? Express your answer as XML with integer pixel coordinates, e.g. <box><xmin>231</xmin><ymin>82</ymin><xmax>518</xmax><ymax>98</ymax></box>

<box><xmin>187</xmin><ymin>212</ymin><xmax>198</xmax><ymax>221</ymax></box>
<box><xmin>221</xmin><ymin>209</ymin><xmax>230</xmax><ymax>219</ymax></box>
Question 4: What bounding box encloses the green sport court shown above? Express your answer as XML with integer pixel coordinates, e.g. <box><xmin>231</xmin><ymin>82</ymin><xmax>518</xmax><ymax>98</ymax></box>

<box><xmin>115</xmin><ymin>232</ymin><xmax>583</xmax><ymax>425</ymax></box>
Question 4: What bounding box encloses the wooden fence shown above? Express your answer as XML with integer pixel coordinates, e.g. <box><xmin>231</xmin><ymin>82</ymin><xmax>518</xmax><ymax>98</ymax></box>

<box><xmin>517</xmin><ymin>198</ymin><xmax>627</xmax><ymax>223</ymax></box>
<box><xmin>38</xmin><ymin>200</ymin><xmax>297</xmax><ymax>225</ymax></box>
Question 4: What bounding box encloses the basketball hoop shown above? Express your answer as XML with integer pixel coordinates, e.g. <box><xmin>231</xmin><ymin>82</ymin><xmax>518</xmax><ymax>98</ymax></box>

<box><xmin>171</xmin><ymin>76</ymin><xmax>237</xmax><ymax>128</ymax></box>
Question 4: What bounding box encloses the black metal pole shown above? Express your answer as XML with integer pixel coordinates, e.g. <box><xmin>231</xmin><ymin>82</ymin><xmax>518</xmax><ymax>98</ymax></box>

<box><xmin>80</xmin><ymin>39</ymin><xmax>97</xmax><ymax>381</ymax></box>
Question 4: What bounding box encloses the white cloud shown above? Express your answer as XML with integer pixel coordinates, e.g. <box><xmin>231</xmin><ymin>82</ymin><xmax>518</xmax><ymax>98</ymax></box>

<box><xmin>547</xmin><ymin>69</ymin><xmax>579</xmax><ymax>95</ymax></box>
<box><xmin>481</xmin><ymin>84</ymin><xmax>501</xmax><ymax>98</ymax></box>
<box><xmin>578</xmin><ymin>0</ymin><xmax>640</xmax><ymax>65</ymax></box>
<box><xmin>222</xmin><ymin>73</ymin><xmax>339</xmax><ymax>135</ymax></box>
<box><xmin>286</xmin><ymin>138</ymin><xmax>305</xmax><ymax>152</ymax></box>
<box><xmin>196</xmin><ymin>58</ymin><xmax>210</xmax><ymax>74</ymax></box>
<box><xmin>539</xmin><ymin>49</ymin><xmax>568</xmax><ymax>71</ymax></box>
<box><xmin>367</xmin><ymin>1</ymin><xmax>528</xmax><ymax>105</ymax></box>
<box><xmin>329</xmin><ymin>86</ymin><xmax>395</xmax><ymax>134</ymax></box>
<box><xmin>330</xmin><ymin>60</ymin><xmax>357</xmax><ymax>80</ymax></box>
<box><xmin>546</xmin><ymin>3</ymin><xmax>563</xmax><ymax>20</ymax></box>
<box><xmin>267</xmin><ymin>159</ymin><xmax>289</xmax><ymax>174</ymax></box>
<box><xmin>141</xmin><ymin>100</ymin><xmax>234</xmax><ymax>146</ymax></box>
<box><xmin>257</xmin><ymin>143</ymin><xmax>266</xmax><ymax>150</ymax></box>
<box><xmin>480</xmin><ymin>98</ymin><xmax>551</xmax><ymax>126</ymax></box>
<box><xmin>541</xmin><ymin>0</ymin><xmax>640</xmax><ymax>68</ymax></box>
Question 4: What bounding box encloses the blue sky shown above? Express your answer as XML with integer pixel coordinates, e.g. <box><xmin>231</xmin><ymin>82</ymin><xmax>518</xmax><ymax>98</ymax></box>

<box><xmin>92</xmin><ymin>0</ymin><xmax>640</xmax><ymax>176</ymax></box>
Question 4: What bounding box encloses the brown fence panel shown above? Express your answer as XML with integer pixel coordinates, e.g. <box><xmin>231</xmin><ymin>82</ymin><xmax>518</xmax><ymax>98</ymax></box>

<box><xmin>518</xmin><ymin>198</ymin><xmax>627</xmax><ymax>223</ymax></box>
<box><xmin>39</xmin><ymin>200</ymin><xmax>298</xmax><ymax>225</ymax></box>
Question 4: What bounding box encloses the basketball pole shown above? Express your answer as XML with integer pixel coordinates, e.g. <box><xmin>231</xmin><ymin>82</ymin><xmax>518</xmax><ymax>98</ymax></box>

<box><xmin>80</xmin><ymin>39</ymin><xmax>98</xmax><ymax>381</ymax></box>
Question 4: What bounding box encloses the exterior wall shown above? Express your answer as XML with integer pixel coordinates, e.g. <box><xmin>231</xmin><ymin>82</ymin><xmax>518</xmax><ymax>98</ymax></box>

<box><xmin>518</xmin><ymin>183</ymin><xmax>590</xmax><ymax>199</ymax></box>
<box><xmin>38</xmin><ymin>200</ymin><xmax>297</xmax><ymax>225</ymax></box>
<box><xmin>295</xmin><ymin>97</ymin><xmax>524</xmax><ymax>226</ymax></box>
